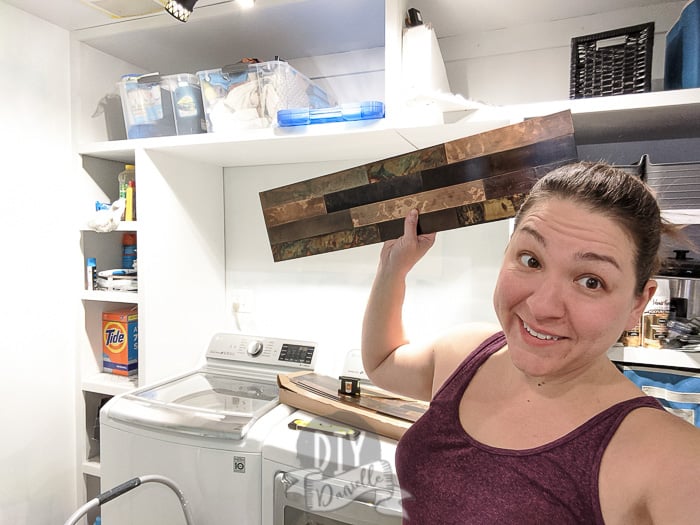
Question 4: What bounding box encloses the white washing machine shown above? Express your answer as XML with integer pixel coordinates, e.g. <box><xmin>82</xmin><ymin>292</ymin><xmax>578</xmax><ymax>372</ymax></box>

<box><xmin>262</xmin><ymin>409</ymin><xmax>404</xmax><ymax>525</ymax></box>
<box><xmin>100</xmin><ymin>333</ymin><xmax>317</xmax><ymax>525</ymax></box>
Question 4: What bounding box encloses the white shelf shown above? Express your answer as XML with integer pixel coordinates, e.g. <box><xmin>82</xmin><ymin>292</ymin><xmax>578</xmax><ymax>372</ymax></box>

<box><xmin>608</xmin><ymin>345</ymin><xmax>700</xmax><ymax>370</ymax></box>
<box><xmin>117</xmin><ymin>221</ymin><xmax>138</xmax><ymax>231</ymax></box>
<box><xmin>82</xmin><ymin>372</ymin><xmax>138</xmax><ymax>396</ymax></box>
<box><xmin>79</xmin><ymin>143</ymin><xmax>136</xmax><ymax>164</ymax></box>
<box><xmin>77</xmin><ymin>87</ymin><xmax>700</xmax><ymax>169</ymax></box>
<box><xmin>81</xmin><ymin>290</ymin><xmax>139</xmax><ymax>304</ymax></box>
<box><xmin>80</xmin><ymin>222</ymin><xmax>138</xmax><ymax>233</ymax></box>
<box><xmin>79</xmin><ymin>119</ymin><xmax>421</xmax><ymax>166</ymax></box>
<box><xmin>661</xmin><ymin>209</ymin><xmax>700</xmax><ymax>225</ymax></box>
<box><xmin>507</xmin><ymin>88</ymin><xmax>700</xmax><ymax>144</ymax></box>
<box><xmin>82</xmin><ymin>459</ymin><xmax>101</xmax><ymax>478</ymax></box>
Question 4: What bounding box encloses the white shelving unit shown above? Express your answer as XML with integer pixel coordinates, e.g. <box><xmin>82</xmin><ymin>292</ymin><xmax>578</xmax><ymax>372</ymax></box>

<box><xmin>67</xmin><ymin>0</ymin><xmax>700</xmax><ymax>518</ymax></box>
<box><xmin>75</xmin><ymin>91</ymin><xmax>700</xmax><ymax>370</ymax></box>
<box><xmin>609</xmin><ymin>346</ymin><xmax>700</xmax><ymax>370</ymax></box>
<box><xmin>80</xmin><ymin>290</ymin><xmax>138</xmax><ymax>304</ymax></box>
<box><xmin>70</xmin><ymin>3</ymin><xmax>409</xmax><ymax>517</ymax></box>
<box><xmin>82</xmin><ymin>372</ymin><xmax>138</xmax><ymax>397</ymax></box>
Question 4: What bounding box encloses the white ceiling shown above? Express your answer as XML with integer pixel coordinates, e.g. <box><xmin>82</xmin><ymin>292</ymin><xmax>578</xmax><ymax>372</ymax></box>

<box><xmin>2</xmin><ymin>0</ymin><xmax>679</xmax><ymax>74</ymax></box>
<box><xmin>3</xmin><ymin>0</ymin><xmax>387</xmax><ymax>73</ymax></box>
<box><xmin>5</xmin><ymin>0</ymin><xmax>676</xmax><ymax>35</ymax></box>
<box><xmin>409</xmin><ymin>0</ymin><xmax>677</xmax><ymax>37</ymax></box>
<box><xmin>2</xmin><ymin>0</ymin><xmax>192</xmax><ymax>30</ymax></box>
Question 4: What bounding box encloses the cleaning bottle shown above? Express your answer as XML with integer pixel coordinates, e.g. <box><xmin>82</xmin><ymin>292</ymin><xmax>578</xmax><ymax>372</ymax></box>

<box><xmin>122</xmin><ymin>233</ymin><xmax>137</xmax><ymax>270</ymax></box>
<box><xmin>125</xmin><ymin>179</ymin><xmax>136</xmax><ymax>221</ymax></box>
<box><xmin>118</xmin><ymin>165</ymin><xmax>135</xmax><ymax>221</ymax></box>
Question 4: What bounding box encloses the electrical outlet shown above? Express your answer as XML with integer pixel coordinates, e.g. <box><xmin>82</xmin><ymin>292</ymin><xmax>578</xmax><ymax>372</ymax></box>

<box><xmin>232</xmin><ymin>289</ymin><xmax>254</xmax><ymax>314</ymax></box>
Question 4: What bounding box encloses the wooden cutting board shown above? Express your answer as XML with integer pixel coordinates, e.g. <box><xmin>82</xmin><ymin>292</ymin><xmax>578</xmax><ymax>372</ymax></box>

<box><xmin>285</xmin><ymin>371</ymin><xmax>427</xmax><ymax>421</ymax></box>
<box><xmin>278</xmin><ymin>371</ymin><xmax>429</xmax><ymax>440</ymax></box>
<box><xmin>260</xmin><ymin>110</ymin><xmax>577</xmax><ymax>261</ymax></box>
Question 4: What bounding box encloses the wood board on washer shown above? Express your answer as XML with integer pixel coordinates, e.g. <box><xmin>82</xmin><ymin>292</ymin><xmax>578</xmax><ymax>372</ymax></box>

<box><xmin>260</xmin><ymin>110</ymin><xmax>578</xmax><ymax>262</ymax></box>
<box><xmin>278</xmin><ymin>371</ymin><xmax>429</xmax><ymax>440</ymax></box>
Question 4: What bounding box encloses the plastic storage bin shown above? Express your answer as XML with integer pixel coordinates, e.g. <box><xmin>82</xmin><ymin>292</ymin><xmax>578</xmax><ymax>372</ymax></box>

<box><xmin>645</xmin><ymin>159</ymin><xmax>700</xmax><ymax>210</ymax></box>
<box><xmin>616</xmin><ymin>154</ymin><xmax>700</xmax><ymax>210</ymax></box>
<box><xmin>196</xmin><ymin>60</ymin><xmax>335</xmax><ymax>132</ymax></box>
<box><xmin>118</xmin><ymin>73</ymin><xmax>206</xmax><ymax>139</ymax></box>
<box><xmin>665</xmin><ymin>0</ymin><xmax>700</xmax><ymax>90</ymax></box>
<box><xmin>569</xmin><ymin>22</ymin><xmax>655</xmax><ymax>99</ymax></box>
<box><xmin>622</xmin><ymin>365</ymin><xmax>700</xmax><ymax>428</ymax></box>
<box><xmin>161</xmin><ymin>73</ymin><xmax>207</xmax><ymax>135</ymax></box>
<box><xmin>93</xmin><ymin>93</ymin><xmax>127</xmax><ymax>141</ymax></box>
<box><xmin>277</xmin><ymin>101</ymin><xmax>385</xmax><ymax>127</ymax></box>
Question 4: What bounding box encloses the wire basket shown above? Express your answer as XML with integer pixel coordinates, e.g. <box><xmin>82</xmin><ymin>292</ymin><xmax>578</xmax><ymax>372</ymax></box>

<box><xmin>570</xmin><ymin>22</ymin><xmax>655</xmax><ymax>99</ymax></box>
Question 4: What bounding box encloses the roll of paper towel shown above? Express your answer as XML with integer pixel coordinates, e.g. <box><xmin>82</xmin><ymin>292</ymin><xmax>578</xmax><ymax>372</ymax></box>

<box><xmin>402</xmin><ymin>24</ymin><xmax>451</xmax><ymax>97</ymax></box>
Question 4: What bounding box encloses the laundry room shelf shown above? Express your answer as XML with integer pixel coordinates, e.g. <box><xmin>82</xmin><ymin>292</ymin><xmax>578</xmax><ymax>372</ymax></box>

<box><xmin>82</xmin><ymin>372</ymin><xmax>138</xmax><ymax>396</ymax></box>
<box><xmin>116</xmin><ymin>221</ymin><xmax>138</xmax><ymax>231</ymax></box>
<box><xmin>608</xmin><ymin>345</ymin><xmax>700</xmax><ymax>370</ymax></box>
<box><xmin>80</xmin><ymin>222</ymin><xmax>138</xmax><ymax>233</ymax></box>
<box><xmin>78</xmin><ymin>119</ymin><xmax>413</xmax><ymax>168</ymax></box>
<box><xmin>81</xmin><ymin>290</ymin><xmax>139</xmax><ymax>304</ymax></box>
<box><xmin>506</xmin><ymin>87</ymin><xmax>700</xmax><ymax>144</ymax></box>
<box><xmin>82</xmin><ymin>459</ymin><xmax>101</xmax><ymax>478</ymax></box>
<box><xmin>661</xmin><ymin>209</ymin><xmax>700</xmax><ymax>225</ymax></box>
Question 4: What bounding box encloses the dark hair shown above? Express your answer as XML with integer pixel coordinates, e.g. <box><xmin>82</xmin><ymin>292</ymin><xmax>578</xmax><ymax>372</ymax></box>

<box><xmin>514</xmin><ymin>161</ymin><xmax>670</xmax><ymax>295</ymax></box>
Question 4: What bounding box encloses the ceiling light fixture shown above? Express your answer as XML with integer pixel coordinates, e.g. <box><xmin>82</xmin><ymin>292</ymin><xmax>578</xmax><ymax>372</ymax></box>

<box><xmin>165</xmin><ymin>0</ymin><xmax>199</xmax><ymax>22</ymax></box>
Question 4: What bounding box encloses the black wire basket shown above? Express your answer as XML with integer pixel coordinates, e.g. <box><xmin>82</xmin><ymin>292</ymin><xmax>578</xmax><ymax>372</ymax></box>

<box><xmin>570</xmin><ymin>22</ymin><xmax>655</xmax><ymax>99</ymax></box>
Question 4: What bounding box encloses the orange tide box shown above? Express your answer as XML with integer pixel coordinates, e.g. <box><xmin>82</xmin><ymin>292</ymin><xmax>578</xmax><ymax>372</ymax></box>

<box><xmin>102</xmin><ymin>308</ymin><xmax>138</xmax><ymax>376</ymax></box>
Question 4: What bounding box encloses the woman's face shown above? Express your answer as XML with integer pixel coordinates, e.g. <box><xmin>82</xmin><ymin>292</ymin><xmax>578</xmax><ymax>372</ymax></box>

<box><xmin>493</xmin><ymin>198</ymin><xmax>655</xmax><ymax>380</ymax></box>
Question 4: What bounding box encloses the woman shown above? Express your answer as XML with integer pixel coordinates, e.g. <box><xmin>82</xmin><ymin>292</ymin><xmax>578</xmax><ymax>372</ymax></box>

<box><xmin>362</xmin><ymin>162</ymin><xmax>700</xmax><ymax>524</ymax></box>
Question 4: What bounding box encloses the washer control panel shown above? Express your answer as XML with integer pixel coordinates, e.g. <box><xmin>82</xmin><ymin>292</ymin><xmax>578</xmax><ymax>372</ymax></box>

<box><xmin>206</xmin><ymin>333</ymin><xmax>317</xmax><ymax>369</ymax></box>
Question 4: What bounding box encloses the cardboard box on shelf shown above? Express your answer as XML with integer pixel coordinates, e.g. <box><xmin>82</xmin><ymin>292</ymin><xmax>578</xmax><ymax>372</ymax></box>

<box><xmin>102</xmin><ymin>307</ymin><xmax>138</xmax><ymax>376</ymax></box>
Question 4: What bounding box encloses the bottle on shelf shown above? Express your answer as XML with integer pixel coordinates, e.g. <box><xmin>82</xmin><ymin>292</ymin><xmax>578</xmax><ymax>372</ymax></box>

<box><xmin>125</xmin><ymin>179</ymin><xmax>136</xmax><ymax>221</ymax></box>
<box><xmin>86</xmin><ymin>257</ymin><xmax>97</xmax><ymax>291</ymax></box>
<box><xmin>122</xmin><ymin>233</ymin><xmax>137</xmax><ymax>270</ymax></box>
<box><xmin>118</xmin><ymin>164</ymin><xmax>136</xmax><ymax>221</ymax></box>
<box><xmin>642</xmin><ymin>279</ymin><xmax>671</xmax><ymax>348</ymax></box>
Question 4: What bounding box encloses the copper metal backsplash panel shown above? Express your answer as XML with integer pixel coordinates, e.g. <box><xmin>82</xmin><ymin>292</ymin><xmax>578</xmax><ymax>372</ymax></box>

<box><xmin>260</xmin><ymin>111</ymin><xmax>577</xmax><ymax>261</ymax></box>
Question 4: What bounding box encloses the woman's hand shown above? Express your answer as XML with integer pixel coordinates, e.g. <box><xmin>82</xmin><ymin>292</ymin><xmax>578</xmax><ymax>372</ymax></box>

<box><xmin>361</xmin><ymin>209</ymin><xmax>437</xmax><ymax>399</ymax></box>
<box><xmin>379</xmin><ymin>209</ymin><xmax>437</xmax><ymax>276</ymax></box>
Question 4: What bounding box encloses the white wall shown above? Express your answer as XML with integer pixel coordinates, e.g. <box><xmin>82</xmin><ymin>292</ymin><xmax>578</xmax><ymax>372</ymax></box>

<box><xmin>217</xmin><ymin>1</ymin><xmax>694</xmax><ymax>378</ymax></box>
<box><xmin>438</xmin><ymin>1</ymin><xmax>686</xmax><ymax>105</ymax></box>
<box><xmin>72</xmin><ymin>40</ymin><xmax>148</xmax><ymax>145</ymax></box>
<box><xmin>0</xmin><ymin>2</ymin><xmax>77</xmax><ymax>523</ymax></box>
<box><xmin>223</xmin><ymin>162</ymin><xmax>505</xmax><ymax>378</ymax></box>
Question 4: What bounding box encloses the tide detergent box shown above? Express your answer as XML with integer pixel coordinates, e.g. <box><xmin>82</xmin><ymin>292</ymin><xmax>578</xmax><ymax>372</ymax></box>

<box><xmin>102</xmin><ymin>308</ymin><xmax>138</xmax><ymax>376</ymax></box>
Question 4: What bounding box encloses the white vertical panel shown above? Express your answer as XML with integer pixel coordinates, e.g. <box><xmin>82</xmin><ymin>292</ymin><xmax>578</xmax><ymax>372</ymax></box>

<box><xmin>135</xmin><ymin>149</ymin><xmax>226</xmax><ymax>383</ymax></box>
<box><xmin>0</xmin><ymin>3</ymin><xmax>77</xmax><ymax>523</ymax></box>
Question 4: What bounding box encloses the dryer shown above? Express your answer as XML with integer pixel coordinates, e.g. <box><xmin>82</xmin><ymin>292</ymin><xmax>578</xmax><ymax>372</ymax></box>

<box><xmin>262</xmin><ymin>409</ymin><xmax>404</xmax><ymax>525</ymax></box>
<box><xmin>100</xmin><ymin>333</ymin><xmax>317</xmax><ymax>525</ymax></box>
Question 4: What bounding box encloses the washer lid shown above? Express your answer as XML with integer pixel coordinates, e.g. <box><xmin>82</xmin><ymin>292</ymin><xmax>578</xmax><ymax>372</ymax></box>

<box><xmin>107</xmin><ymin>371</ymin><xmax>279</xmax><ymax>440</ymax></box>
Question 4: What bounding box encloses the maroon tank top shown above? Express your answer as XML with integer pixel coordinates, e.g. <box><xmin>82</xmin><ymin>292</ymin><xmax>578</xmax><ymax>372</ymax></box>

<box><xmin>395</xmin><ymin>332</ymin><xmax>663</xmax><ymax>524</ymax></box>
